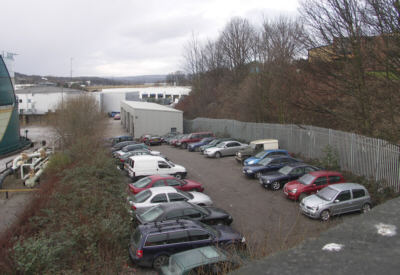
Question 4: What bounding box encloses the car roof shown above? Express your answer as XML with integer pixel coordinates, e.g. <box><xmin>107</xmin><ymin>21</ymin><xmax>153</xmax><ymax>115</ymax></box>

<box><xmin>128</xmin><ymin>155</ymin><xmax>166</xmax><ymax>161</ymax></box>
<box><xmin>148</xmin><ymin>186</ymin><xmax>178</xmax><ymax>194</ymax></box>
<box><xmin>308</xmin><ymin>171</ymin><xmax>342</xmax><ymax>176</ymax></box>
<box><xmin>148</xmin><ymin>174</ymin><xmax>176</xmax><ymax>180</ymax></box>
<box><xmin>138</xmin><ymin>219</ymin><xmax>201</xmax><ymax>234</ymax></box>
<box><xmin>263</xmin><ymin>154</ymin><xmax>293</xmax><ymax>160</ymax></box>
<box><xmin>159</xmin><ymin>201</ymin><xmax>192</xmax><ymax>211</ymax></box>
<box><xmin>263</xmin><ymin>149</ymin><xmax>288</xmax><ymax>153</ymax></box>
<box><xmin>285</xmin><ymin>162</ymin><xmax>312</xmax><ymax>168</ymax></box>
<box><xmin>327</xmin><ymin>183</ymin><xmax>366</xmax><ymax>192</ymax></box>
<box><xmin>250</xmin><ymin>139</ymin><xmax>278</xmax><ymax>144</ymax></box>
<box><xmin>172</xmin><ymin>246</ymin><xmax>227</xmax><ymax>269</ymax></box>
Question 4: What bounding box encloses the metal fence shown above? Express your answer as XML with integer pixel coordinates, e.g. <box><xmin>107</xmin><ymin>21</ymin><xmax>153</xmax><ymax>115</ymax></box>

<box><xmin>184</xmin><ymin>118</ymin><xmax>400</xmax><ymax>191</ymax></box>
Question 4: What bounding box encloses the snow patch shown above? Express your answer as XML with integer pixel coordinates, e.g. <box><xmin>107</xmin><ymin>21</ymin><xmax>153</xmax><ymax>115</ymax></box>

<box><xmin>375</xmin><ymin>223</ymin><xmax>397</xmax><ymax>237</ymax></box>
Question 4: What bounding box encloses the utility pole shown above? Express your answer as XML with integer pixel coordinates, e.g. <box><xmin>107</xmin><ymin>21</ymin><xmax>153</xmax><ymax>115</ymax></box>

<box><xmin>70</xmin><ymin>57</ymin><xmax>73</xmax><ymax>80</ymax></box>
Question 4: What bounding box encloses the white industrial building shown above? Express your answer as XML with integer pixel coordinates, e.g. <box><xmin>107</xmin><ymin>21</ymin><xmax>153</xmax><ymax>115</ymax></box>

<box><xmin>101</xmin><ymin>86</ymin><xmax>190</xmax><ymax>113</ymax></box>
<box><xmin>121</xmin><ymin>101</ymin><xmax>183</xmax><ymax>138</ymax></box>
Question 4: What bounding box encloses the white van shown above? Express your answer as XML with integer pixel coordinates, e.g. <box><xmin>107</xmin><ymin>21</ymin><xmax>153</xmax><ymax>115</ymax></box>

<box><xmin>124</xmin><ymin>155</ymin><xmax>187</xmax><ymax>180</ymax></box>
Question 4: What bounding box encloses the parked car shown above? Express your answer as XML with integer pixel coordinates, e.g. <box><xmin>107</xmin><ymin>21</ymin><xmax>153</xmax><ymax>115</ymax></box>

<box><xmin>109</xmin><ymin>135</ymin><xmax>134</xmax><ymax>146</ymax></box>
<box><xmin>243</xmin><ymin>149</ymin><xmax>289</xmax><ymax>166</ymax></box>
<box><xmin>145</xmin><ymin>136</ymin><xmax>162</xmax><ymax>146</ymax></box>
<box><xmin>113</xmin><ymin>113</ymin><xmax>121</xmax><ymax>120</ymax></box>
<box><xmin>170</xmin><ymin>134</ymin><xmax>187</xmax><ymax>146</ymax></box>
<box><xmin>283</xmin><ymin>171</ymin><xmax>345</xmax><ymax>201</ymax></box>
<box><xmin>242</xmin><ymin>155</ymin><xmax>301</xmax><ymax>178</ymax></box>
<box><xmin>162</xmin><ymin>132</ymin><xmax>181</xmax><ymax>144</ymax></box>
<box><xmin>127</xmin><ymin>187</ymin><xmax>213</xmax><ymax>211</ymax></box>
<box><xmin>259</xmin><ymin>163</ymin><xmax>320</xmax><ymax>190</ymax></box>
<box><xmin>116</xmin><ymin>149</ymin><xmax>161</xmax><ymax>170</ymax></box>
<box><xmin>300</xmin><ymin>183</ymin><xmax>372</xmax><ymax>221</ymax></box>
<box><xmin>235</xmin><ymin>139</ymin><xmax>279</xmax><ymax>164</ymax></box>
<box><xmin>199</xmin><ymin>138</ymin><xmax>231</xmax><ymax>153</ymax></box>
<box><xmin>204</xmin><ymin>141</ymin><xmax>248</xmax><ymax>158</ymax></box>
<box><xmin>128</xmin><ymin>219</ymin><xmax>245</xmax><ymax>268</ymax></box>
<box><xmin>133</xmin><ymin>201</ymin><xmax>233</xmax><ymax>226</ymax></box>
<box><xmin>176</xmin><ymin>132</ymin><xmax>214</xmax><ymax>149</ymax></box>
<box><xmin>111</xmin><ymin>140</ymin><xmax>137</xmax><ymax>153</ymax></box>
<box><xmin>139</xmin><ymin>134</ymin><xmax>152</xmax><ymax>143</ymax></box>
<box><xmin>187</xmin><ymin>137</ymin><xmax>215</xmax><ymax>152</ymax></box>
<box><xmin>124</xmin><ymin>155</ymin><xmax>187</xmax><ymax>180</ymax></box>
<box><xmin>160</xmin><ymin>246</ymin><xmax>240</xmax><ymax>275</ymax></box>
<box><xmin>128</xmin><ymin>175</ymin><xmax>204</xmax><ymax>194</ymax></box>
<box><xmin>113</xmin><ymin>143</ymin><xmax>149</xmax><ymax>158</ymax></box>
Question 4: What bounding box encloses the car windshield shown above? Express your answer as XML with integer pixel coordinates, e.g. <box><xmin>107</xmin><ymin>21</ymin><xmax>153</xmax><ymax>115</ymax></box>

<box><xmin>192</xmin><ymin>204</ymin><xmax>210</xmax><ymax>215</ymax></box>
<box><xmin>139</xmin><ymin>206</ymin><xmax>164</xmax><ymax>222</ymax></box>
<box><xmin>254</xmin><ymin>151</ymin><xmax>266</xmax><ymax>158</ymax></box>
<box><xmin>133</xmin><ymin>190</ymin><xmax>152</xmax><ymax>203</ymax></box>
<box><xmin>133</xmin><ymin>177</ymin><xmax>152</xmax><ymax>188</ymax></box>
<box><xmin>316</xmin><ymin>187</ymin><xmax>339</xmax><ymax>201</ymax></box>
<box><xmin>298</xmin><ymin>174</ymin><xmax>316</xmax><ymax>185</ymax></box>
<box><xmin>278</xmin><ymin>165</ymin><xmax>293</xmax><ymax>175</ymax></box>
<box><xmin>168</xmin><ymin>257</ymin><xmax>184</xmax><ymax>274</ymax></box>
<box><xmin>209</xmin><ymin>139</ymin><xmax>219</xmax><ymax>145</ymax></box>
<box><xmin>198</xmin><ymin>222</ymin><xmax>220</xmax><ymax>237</ymax></box>
<box><xmin>177</xmin><ymin>190</ymin><xmax>193</xmax><ymax>199</ymax></box>
<box><xmin>216</xmin><ymin>142</ymin><xmax>226</xmax><ymax>148</ymax></box>
<box><xmin>258</xmin><ymin>157</ymin><xmax>273</xmax><ymax>165</ymax></box>
<box><xmin>167</xmin><ymin>160</ymin><xmax>175</xmax><ymax>167</ymax></box>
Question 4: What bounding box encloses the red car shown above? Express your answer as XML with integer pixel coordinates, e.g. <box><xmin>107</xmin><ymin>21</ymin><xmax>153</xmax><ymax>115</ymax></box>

<box><xmin>176</xmin><ymin>132</ymin><xmax>214</xmax><ymax>149</ymax></box>
<box><xmin>283</xmin><ymin>171</ymin><xmax>345</xmax><ymax>201</ymax></box>
<box><xmin>128</xmin><ymin>175</ymin><xmax>204</xmax><ymax>195</ymax></box>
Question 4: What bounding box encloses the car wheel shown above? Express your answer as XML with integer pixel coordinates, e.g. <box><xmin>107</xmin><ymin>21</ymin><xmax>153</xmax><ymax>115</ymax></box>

<box><xmin>215</xmin><ymin>152</ymin><xmax>222</xmax><ymax>158</ymax></box>
<box><xmin>362</xmin><ymin>203</ymin><xmax>371</xmax><ymax>213</ymax></box>
<box><xmin>175</xmin><ymin>173</ymin><xmax>183</xmax><ymax>180</ymax></box>
<box><xmin>320</xmin><ymin>210</ymin><xmax>330</xmax><ymax>221</ymax></box>
<box><xmin>153</xmin><ymin>255</ymin><xmax>169</xmax><ymax>269</ymax></box>
<box><xmin>298</xmin><ymin>193</ymin><xmax>307</xmax><ymax>202</ymax></box>
<box><xmin>271</xmin><ymin>182</ymin><xmax>281</xmax><ymax>190</ymax></box>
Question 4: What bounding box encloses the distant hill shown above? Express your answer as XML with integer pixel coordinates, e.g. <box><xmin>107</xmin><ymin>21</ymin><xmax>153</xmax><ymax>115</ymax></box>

<box><xmin>15</xmin><ymin>73</ymin><xmax>167</xmax><ymax>85</ymax></box>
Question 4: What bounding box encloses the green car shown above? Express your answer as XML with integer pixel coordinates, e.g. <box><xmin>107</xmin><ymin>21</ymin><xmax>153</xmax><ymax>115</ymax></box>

<box><xmin>160</xmin><ymin>246</ymin><xmax>240</xmax><ymax>275</ymax></box>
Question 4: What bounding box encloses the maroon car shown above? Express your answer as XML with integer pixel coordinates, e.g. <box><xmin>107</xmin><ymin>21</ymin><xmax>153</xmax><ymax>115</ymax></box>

<box><xmin>283</xmin><ymin>171</ymin><xmax>345</xmax><ymax>201</ymax></box>
<box><xmin>176</xmin><ymin>132</ymin><xmax>214</xmax><ymax>149</ymax></box>
<box><xmin>128</xmin><ymin>175</ymin><xmax>204</xmax><ymax>195</ymax></box>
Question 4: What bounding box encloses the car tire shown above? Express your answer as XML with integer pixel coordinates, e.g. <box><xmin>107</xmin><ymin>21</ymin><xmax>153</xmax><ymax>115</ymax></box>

<box><xmin>215</xmin><ymin>152</ymin><xmax>222</xmax><ymax>158</ymax></box>
<box><xmin>271</xmin><ymin>182</ymin><xmax>281</xmax><ymax>190</ymax></box>
<box><xmin>298</xmin><ymin>193</ymin><xmax>307</xmax><ymax>202</ymax></box>
<box><xmin>175</xmin><ymin>173</ymin><xmax>183</xmax><ymax>180</ymax></box>
<box><xmin>362</xmin><ymin>203</ymin><xmax>371</xmax><ymax>213</ymax></box>
<box><xmin>320</xmin><ymin>210</ymin><xmax>330</xmax><ymax>221</ymax></box>
<box><xmin>153</xmin><ymin>255</ymin><xmax>169</xmax><ymax>269</ymax></box>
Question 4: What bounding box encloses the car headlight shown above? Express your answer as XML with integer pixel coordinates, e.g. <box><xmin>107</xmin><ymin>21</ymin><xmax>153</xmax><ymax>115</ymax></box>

<box><xmin>241</xmin><ymin>237</ymin><xmax>246</xmax><ymax>243</ymax></box>
<box><xmin>266</xmin><ymin>180</ymin><xmax>270</xmax><ymax>183</ymax></box>
<box><xmin>290</xmin><ymin>189</ymin><xmax>297</xmax><ymax>194</ymax></box>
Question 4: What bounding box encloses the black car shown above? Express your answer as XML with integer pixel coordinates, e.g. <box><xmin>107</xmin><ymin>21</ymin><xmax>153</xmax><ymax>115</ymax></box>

<box><xmin>128</xmin><ymin>219</ymin><xmax>245</xmax><ymax>269</ymax></box>
<box><xmin>133</xmin><ymin>201</ymin><xmax>233</xmax><ymax>226</ymax></box>
<box><xmin>259</xmin><ymin>163</ymin><xmax>320</xmax><ymax>190</ymax></box>
<box><xmin>111</xmin><ymin>140</ymin><xmax>137</xmax><ymax>153</ymax></box>
<box><xmin>242</xmin><ymin>155</ymin><xmax>301</xmax><ymax>178</ymax></box>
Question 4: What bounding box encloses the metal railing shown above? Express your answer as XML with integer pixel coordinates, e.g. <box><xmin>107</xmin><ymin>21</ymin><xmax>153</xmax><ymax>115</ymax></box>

<box><xmin>184</xmin><ymin>118</ymin><xmax>400</xmax><ymax>191</ymax></box>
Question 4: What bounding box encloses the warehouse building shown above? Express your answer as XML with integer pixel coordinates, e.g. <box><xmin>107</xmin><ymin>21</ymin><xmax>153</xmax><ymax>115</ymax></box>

<box><xmin>121</xmin><ymin>101</ymin><xmax>183</xmax><ymax>138</ymax></box>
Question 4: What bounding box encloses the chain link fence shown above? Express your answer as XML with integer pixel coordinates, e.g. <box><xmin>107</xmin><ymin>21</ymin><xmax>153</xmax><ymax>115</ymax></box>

<box><xmin>184</xmin><ymin>118</ymin><xmax>400</xmax><ymax>191</ymax></box>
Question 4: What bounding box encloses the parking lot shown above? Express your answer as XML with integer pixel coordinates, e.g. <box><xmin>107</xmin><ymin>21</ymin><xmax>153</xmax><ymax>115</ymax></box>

<box><xmin>148</xmin><ymin>144</ymin><xmax>342</xmax><ymax>255</ymax></box>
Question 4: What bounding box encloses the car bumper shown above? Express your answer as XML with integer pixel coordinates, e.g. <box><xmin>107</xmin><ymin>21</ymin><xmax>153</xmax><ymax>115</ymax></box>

<box><xmin>283</xmin><ymin>190</ymin><xmax>297</xmax><ymax>200</ymax></box>
<box><xmin>300</xmin><ymin>204</ymin><xmax>321</xmax><ymax>219</ymax></box>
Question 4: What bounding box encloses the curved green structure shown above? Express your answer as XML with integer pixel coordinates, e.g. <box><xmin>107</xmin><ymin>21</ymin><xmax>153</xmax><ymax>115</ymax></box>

<box><xmin>0</xmin><ymin>55</ymin><xmax>31</xmax><ymax>155</ymax></box>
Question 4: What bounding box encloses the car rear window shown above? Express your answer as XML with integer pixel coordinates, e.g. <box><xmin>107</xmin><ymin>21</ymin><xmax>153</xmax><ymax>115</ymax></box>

<box><xmin>133</xmin><ymin>177</ymin><xmax>152</xmax><ymax>188</ymax></box>
<box><xmin>134</xmin><ymin>190</ymin><xmax>152</xmax><ymax>203</ymax></box>
<box><xmin>131</xmin><ymin>229</ymin><xmax>142</xmax><ymax>246</ymax></box>
<box><xmin>352</xmin><ymin>189</ymin><xmax>366</xmax><ymax>198</ymax></box>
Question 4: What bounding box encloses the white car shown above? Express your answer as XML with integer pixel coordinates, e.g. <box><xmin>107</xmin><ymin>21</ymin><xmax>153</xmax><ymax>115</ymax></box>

<box><xmin>204</xmin><ymin>140</ymin><xmax>248</xmax><ymax>158</ymax></box>
<box><xmin>127</xmin><ymin>186</ymin><xmax>213</xmax><ymax>211</ymax></box>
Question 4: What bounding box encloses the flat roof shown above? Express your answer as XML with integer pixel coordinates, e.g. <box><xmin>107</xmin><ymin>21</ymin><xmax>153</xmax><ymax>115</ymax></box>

<box><xmin>121</xmin><ymin>100</ymin><xmax>182</xmax><ymax>113</ymax></box>
<box><xmin>15</xmin><ymin>86</ymin><xmax>84</xmax><ymax>94</ymax></box>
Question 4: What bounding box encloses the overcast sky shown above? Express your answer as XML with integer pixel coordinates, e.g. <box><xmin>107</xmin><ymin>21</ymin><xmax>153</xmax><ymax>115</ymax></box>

<box><xmin>1</xmin><ymin>0</ymin><xmax>299</xmax><ymax>77</ymax></box>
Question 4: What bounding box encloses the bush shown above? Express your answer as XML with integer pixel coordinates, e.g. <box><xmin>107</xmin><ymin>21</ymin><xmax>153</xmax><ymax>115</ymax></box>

<box><xmin>45</xmin><ymin>152</ymin><xmax>71</xmax><ymax>173</ymax></box>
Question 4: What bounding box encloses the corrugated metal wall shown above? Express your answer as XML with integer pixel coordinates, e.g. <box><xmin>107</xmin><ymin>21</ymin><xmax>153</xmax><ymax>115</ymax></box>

<box><xmin>184</xmin><ymin>118</ymin><xmax>400</xmax><ymax>191</ymax></box>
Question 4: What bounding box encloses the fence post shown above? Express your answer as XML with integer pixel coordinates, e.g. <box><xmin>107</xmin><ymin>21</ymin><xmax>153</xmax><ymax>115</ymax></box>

<box><xmin>375</xmin><ymin>140</ymin><xmax>381</xmax><ymax>182</ymax></box>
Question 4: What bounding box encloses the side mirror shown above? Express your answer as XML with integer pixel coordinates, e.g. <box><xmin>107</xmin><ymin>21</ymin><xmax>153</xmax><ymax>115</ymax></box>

<box><xmin>334</xmin><ymin>199</ymin><xmax>340</xmax><ymax>203</ymax></box>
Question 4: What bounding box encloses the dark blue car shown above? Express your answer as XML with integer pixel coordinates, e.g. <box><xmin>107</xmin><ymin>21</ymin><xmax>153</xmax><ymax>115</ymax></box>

<box><xmin>187</xmin><ymin>137</ymin><xmax>215</xmax><ymax>152</ymax></box>
<box><xmin>259</xmin><ymin>163</ymin><xmax>320</xmax><ymax>190</ymax></box>
<box><xmin>242</xmin><ymin>155</ymin><xmax>301</xmax><ymax>179</ymax></box>
<box><xmin>128</xmin><ymin>219</ymin><xmax>245</xmax><ymax>269</ymax></box>
<box><xmin>243</xmin><ymin>149</ymin><xmax>289</xmax><ymax>166</ymax></box>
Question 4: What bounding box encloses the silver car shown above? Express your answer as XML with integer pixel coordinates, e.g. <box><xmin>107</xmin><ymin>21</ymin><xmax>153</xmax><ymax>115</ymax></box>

<box><xmin>204</xmin><ymin>141</ymin><xmax>248</xmax><ymax>158</ymax></box>
<box><xmin>300</xmin><ymin>183</ymin><xmax>372</xmax><ymax>221</ymax></box>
